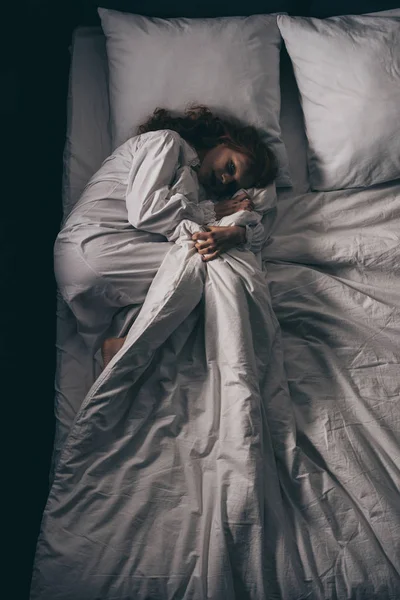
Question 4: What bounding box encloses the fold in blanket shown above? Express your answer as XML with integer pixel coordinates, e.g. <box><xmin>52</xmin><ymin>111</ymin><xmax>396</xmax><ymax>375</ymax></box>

<box><xmin>31</xmin><ymin>219</ymin><xmax>400</xmax><ymax>599</ymax></box>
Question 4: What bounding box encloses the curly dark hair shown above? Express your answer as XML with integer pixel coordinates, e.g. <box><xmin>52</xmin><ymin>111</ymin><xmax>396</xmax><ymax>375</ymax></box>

<box><xmin>137</xmin><ymin>104</ymin><xmax>277</xmax><ymax>188</ymax></box>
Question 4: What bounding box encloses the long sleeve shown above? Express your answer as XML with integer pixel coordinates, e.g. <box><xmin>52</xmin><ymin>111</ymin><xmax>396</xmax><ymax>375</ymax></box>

<box><xmin>125</xmin><ymin>130</ymin><xmax>208</xmax><ymax>239</ymax></box>
<box><xmin>213</xmin><ymin>209</ymin><xmax>267</xmax><ymax>255</ymax></box>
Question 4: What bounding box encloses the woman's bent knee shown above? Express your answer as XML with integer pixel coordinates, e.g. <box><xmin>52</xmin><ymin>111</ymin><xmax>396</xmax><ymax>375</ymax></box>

<box><xmin>54</xmin><ymin>237</ymin><xmax>104</xmax><ymax>304</ymax></box>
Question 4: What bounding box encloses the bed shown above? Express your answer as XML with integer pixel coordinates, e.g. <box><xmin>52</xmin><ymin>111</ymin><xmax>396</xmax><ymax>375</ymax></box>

<box><xmin>31</xmin><ymin>8</ymin><xmax>400</xmax><ymax>600</ymax></box>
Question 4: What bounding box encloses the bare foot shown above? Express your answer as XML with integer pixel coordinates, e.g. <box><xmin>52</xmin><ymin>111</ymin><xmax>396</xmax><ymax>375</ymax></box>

<box><xmin>101</xmin><ymin>336</ymin><xmax>127</xmax><ymax>368</ymax></box>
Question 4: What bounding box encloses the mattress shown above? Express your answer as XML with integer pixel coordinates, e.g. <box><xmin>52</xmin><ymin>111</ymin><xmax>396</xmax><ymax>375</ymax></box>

<box><xmin>53</xmin><ymin>29</ymin><xmax>112</xmax><ymax>467</ymax></box>
<box><xmin>47</xmin><ymin>25</ymin><xmax>400</xmax><ymax>598</ymax></box>
<box><xmin>62</xmin><ymin>28</ymin><xmax>112</xmax><ymax>216</ymax></box>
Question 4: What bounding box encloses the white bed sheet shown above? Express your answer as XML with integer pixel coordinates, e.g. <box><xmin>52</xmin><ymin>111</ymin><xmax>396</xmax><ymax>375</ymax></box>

<box><xmin>45</xmin><ymin>25</ymin><xmax>400</xmax><ymax>598</ymax></box>
<box><xmin>54</xmin><ymin>29</ymin><xmax>112</xmax><ymax>466</ymax></box>
<box><xmin>62</xmin><ymin>28</ymin><xmax>112</xmax><ymax>216</ymax></box>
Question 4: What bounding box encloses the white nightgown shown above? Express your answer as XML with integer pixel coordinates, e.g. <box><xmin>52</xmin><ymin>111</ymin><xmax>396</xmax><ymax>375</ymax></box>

<box><xmin>54</xmin><ymin>129</ymin><xmax>265</xmax><ymax>356</ymax></box>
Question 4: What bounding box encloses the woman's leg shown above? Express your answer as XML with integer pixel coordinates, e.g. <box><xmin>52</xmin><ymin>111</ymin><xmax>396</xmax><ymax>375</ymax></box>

<box><xmin>54</xmin><ymin>228</ymin><xmax>173</xmax><ymax>359</ymax></box>
<box><xmin>101</xmin><ymin>336</ymin><xmax>127</xmax><ymax>367</ymax></box>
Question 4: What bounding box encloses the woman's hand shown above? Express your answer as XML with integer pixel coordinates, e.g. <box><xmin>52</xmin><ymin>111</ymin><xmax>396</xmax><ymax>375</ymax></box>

<box><xmin>214</xmin><ymin>191</ymin><xmax>253</xmax><ymax>220</ymax></box>
<box><xmin>192</xmin><ymin>225</ymin><xmax>246</xmax><ymax>262</ymax></box>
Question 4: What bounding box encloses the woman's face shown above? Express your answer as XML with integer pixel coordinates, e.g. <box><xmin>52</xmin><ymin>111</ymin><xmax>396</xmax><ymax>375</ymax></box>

<box><xmin>196</xmin><ymin>144</ymin><xmax>254</xmax><ymax>197</ymax></box>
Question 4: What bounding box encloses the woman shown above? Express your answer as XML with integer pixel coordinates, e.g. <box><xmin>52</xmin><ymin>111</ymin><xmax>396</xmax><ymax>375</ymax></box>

<box><xmin>54</xmin><ymin>105</ymin><xmax>277</xmax><ymax>367</ymax></box>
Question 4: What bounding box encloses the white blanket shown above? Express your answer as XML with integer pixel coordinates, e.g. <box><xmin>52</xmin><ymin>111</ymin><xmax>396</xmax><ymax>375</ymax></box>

<box><xmin>31</xmin><ymin>183</ymin><xmax>400</xmax><ymax>598</ymax></box>
<box><xmin>33</xmin><ymin>219</ymin><xmax>304</xmax><ymax>598</ymax></box>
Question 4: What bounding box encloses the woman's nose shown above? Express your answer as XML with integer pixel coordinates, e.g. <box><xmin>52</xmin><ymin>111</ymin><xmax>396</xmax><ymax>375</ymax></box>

<box><xmin>221</xmin><ymin>173</ymin><xmax>234</xmax><ymax>185</ymax></box>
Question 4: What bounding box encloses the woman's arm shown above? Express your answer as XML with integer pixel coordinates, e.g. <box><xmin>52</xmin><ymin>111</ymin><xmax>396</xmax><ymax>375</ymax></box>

<box><xmin>125</xmin><ymin>130</ymin><xmax>209</xmax><ymax>239</ymax></box>
<box><xmin>192</xmin><ymin>222</ymin><xmax>266</xmax><ymax>261</ymax></box>
<box><xmin>192</xmin><ymin>188</ymin><xmax>267</xmax><ymax>260</ymax></box>
<box><xmin>192</xmin><ymin>225</ymin><xmax>246</xmax><ymax>261</ymax></box>
<box><xmin>213</xmin><ymin>192</ymin><xmax>254</xmax><ymax>220</ymax></box>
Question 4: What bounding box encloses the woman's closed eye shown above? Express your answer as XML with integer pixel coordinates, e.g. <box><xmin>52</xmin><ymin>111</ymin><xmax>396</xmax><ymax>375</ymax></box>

<box><xmin>227</xmin><ymin>160</ymin><xmax>236</xmax><ymax>176</ymax></box>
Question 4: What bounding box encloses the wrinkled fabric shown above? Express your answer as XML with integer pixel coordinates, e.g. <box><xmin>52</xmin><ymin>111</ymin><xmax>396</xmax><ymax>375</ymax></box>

<box><xmin>277</xmin><ymin>14</ymin><xmax>400</xmax><ymax>191</ymax></box>
<box><xmin>31</xmin><ymin>178</ymin><xmax>400</xmax><ymax>597</ymax></box>
<box><xmin>263</xmin><ymin>180</ymin><xmax>400</xmax><ymax>599</ymax></box>
<box><xmin>55</xmin><ymin>129</ymin><xmax>270</xmax><ymax>357</ymax></box>
<box><xmin>52</xmin><ymin>129</ymin><xmax>274</xmax><ymax>465</ymax></box>
<box><xmin>45</xmin><ymin>26</ymin><xmax>400</xmax><ymax>599</ymax></box>
<box><xmin>32</xmin><ymin>220</ymin><xmax>303</xmax><ymax>600</ymax></box>
<box><xmin>62</xmin><ymin>128</ymin><xmax>209</xmax><ymax>238</ymax></box>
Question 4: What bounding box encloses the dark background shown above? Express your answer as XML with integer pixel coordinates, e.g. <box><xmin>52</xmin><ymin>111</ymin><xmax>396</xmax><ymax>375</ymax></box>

<box><xmin>4</xmin><ymin>1</ymin><xmax>398</xmax><ymax>597</ymax></box>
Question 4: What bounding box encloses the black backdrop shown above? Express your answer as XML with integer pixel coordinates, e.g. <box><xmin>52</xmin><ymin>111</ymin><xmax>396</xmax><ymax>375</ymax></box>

<box><xmin>5</xmin><ymin>1</ymin><xmax>398</xmax><ymax>597</ymax></box>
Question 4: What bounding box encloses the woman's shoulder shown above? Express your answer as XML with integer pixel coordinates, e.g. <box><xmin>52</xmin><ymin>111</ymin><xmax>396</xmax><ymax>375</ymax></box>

<box><xmin>113</xmin><ymin>129</ymin><xmax>198</xmax><ymax>167</ymax></box>
<box><xmin>136</xmin><ymin>129</ymin><xmax>184</xmax><ymax>145</ymax></box>
<box><xmin>110</xmin><ymin>129</ymin><xmax>183</xmax><ymax>159</ymax></box>
<box><xmin>133</xmin><ymin>129</ymin><xmax>198</xmax><ymax>164</ymax></box>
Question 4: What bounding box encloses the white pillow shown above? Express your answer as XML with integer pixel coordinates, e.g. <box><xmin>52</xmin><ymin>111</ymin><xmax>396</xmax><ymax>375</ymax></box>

<box><xmin>277</xmin><ymin>14</ymin><xmax>400</xmax><ymax>191</ymax></box>
<box><xmin>98</xmin><ymin>8</ymin><xmax>291</xmax><ymax>187</ymax></box>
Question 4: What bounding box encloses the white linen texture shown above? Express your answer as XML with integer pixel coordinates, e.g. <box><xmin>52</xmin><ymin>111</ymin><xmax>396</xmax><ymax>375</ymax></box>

<box><xmin>31</xmin><ymin>23</ymin><xmax>400</xmax><ymax>600</ymax></box>
<box><xmin>31</xmin><ymin>179</ymin><xmax>400</xmax><ymax>599</ymax></box>
<box><xmin>53</xmin><ymin>129</ymin><xmax>273</xmax><ymax>356</ymax></box>
<box><xmin>277</xmin><ymin>14</ymin><xmax>400</xmax><ymax>191</ymax></box>
<box><xmin>31</xmin><ymin>132</ymin><xmax>400</xmax><ymax>600</ymax></box>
